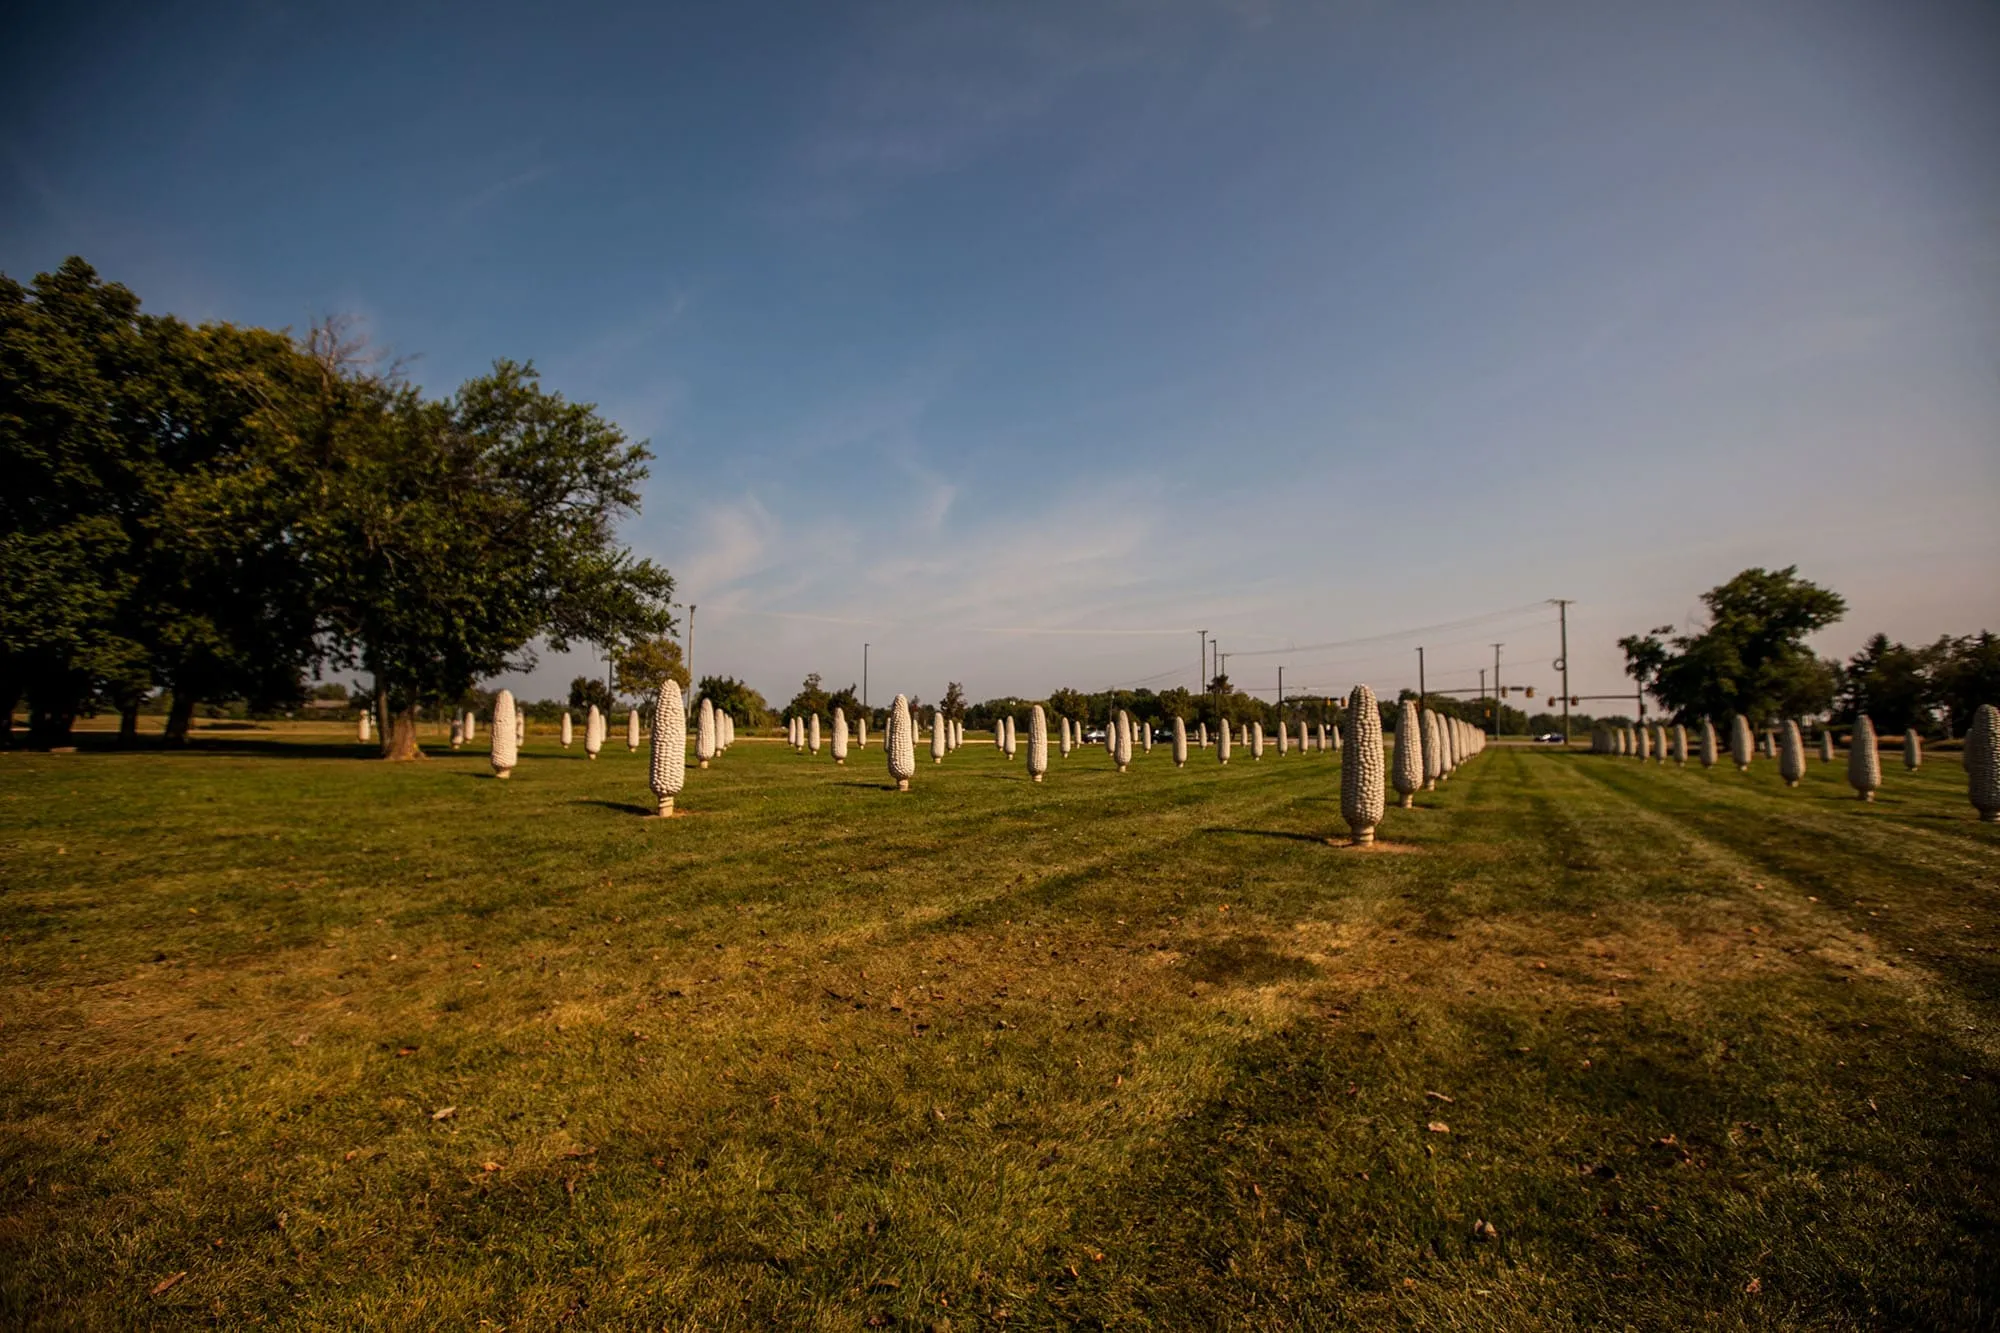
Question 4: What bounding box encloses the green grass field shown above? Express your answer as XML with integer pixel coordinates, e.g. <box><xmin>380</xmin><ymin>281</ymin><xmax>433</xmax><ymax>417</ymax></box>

<box><xmin>2</xmin><ymin>729</ymin><xmax>1996</xmax><ymax>1329</ymax></box>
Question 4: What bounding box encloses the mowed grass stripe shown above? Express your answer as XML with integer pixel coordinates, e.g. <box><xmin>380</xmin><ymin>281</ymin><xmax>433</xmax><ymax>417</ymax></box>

<box><xmin>2</xmin><ymin>735</ymin><xmax>1996</xmax><ymax>1327</ymax></box>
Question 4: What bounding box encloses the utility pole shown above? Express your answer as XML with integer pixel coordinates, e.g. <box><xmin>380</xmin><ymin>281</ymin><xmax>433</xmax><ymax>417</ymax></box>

<box><xmin>863</xmin><ymin>643</ymin><xmax>869</xmax><ymax>710</ymax></box>
<box><xmin>1277</xmin><ymin>665</ymin><xmax>1284</xmax><ymax>718</ymax></box>
<box><xmin>1416</xmin><ymin>646</ymin><xmax>1426</xmax><ymax>704</ymax></box>
<box><xmin>1550</xmin><ymin>599</ymin><xmax>1572</xmax><ymax>747</ymax></box>
<box><xmin>1478</xmin><ymin>668</ymin><xmax>1486</xmax><ymax>730</ymax></box>
<box><xmin>1491</xmin><ymin>643</ymin><xmax>1503</xmax><ymax>739</ymax></box>
<box><xmin>687</xmin><ymin>604</ymin><xmax>697</xmax><ymax>693</ymax></box>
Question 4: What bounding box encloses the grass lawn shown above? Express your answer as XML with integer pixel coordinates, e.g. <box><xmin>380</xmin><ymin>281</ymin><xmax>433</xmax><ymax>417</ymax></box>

<box><xmin>2</xmin><ymin>727</ymin><xmax>1996</xmax><ymax>1329</ymax></box>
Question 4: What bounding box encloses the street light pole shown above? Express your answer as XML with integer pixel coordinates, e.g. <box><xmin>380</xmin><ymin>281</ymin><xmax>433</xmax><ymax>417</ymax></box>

<box><xmin>1551</xmin><ymin>599</ymin><xmax>1572</xmax><ymax>746</ymax></box>
<box><xmin>863</xmin><ymin>643</ymin><xmax>869</xmax><ymax>710</ymax></box>
<box><xmin>1416</xmin><ymin>646</ymin><xmax>1426</xmax><ymax>704</ymax></box>
<box><xmin>1491</xmin><ymin>643</ymin><xmax>1503</xmax><ymax>739</ymax></box>
<box><xmin>687</xmin><ymin>604</ymin><xmax>697</xmax><ymax>692</ymax></box>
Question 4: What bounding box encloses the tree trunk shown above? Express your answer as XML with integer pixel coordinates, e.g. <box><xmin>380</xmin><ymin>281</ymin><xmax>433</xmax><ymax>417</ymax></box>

<box><xmin>119</xmin><ymin>702</ymin><xmax>140</xmax><ymax>743</ymax></box>
<box><xmin>27</xmin><ymin>699</ymin><xmax>77</xmax><ymax>748</ymax></box>
<box><xmin>382</xmin><ymin>705</ymin><xmax>426</xmax><ymax>761</ymax></box>
<box><xmin>164</xmin><ymin>694</ymin><xmax>196</xmax><ymax>745</ymax></box>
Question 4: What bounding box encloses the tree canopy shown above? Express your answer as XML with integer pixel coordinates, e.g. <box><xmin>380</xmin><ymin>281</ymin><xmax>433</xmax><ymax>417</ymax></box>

<box><xmin>1</xmin><ymin>257</ymin><xmax>675</xmax><ymax>753</ymax></box>
<box><xmin>1620</xmin><ymin>567</ymin><xmax>1845</xmax><ymax>725</ymax></box>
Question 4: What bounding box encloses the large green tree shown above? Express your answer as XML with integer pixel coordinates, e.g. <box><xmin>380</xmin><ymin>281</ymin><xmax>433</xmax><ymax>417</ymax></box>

<box><xmin>1619</xmin><ymin>567</ymin><xmax>1845</xmax><ymax>725</ymax></box>
<box><xmin>1836</xmin><ymin>634</ymin><xmax>1931</xmax><ymax>733</ymax></box>
<box><xmin>0</xmin><ymin>259</ymin><xmax>149</xmax><ymax>745</ymax></box>
<box><xmin>310</xmin><ymin>352</ymin><xmax>675</xmax><ymax>759</ymax></box>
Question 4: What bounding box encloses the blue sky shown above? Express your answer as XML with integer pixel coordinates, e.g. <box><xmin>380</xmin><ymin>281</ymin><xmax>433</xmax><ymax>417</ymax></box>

<box><xmin>6</xmin><ymin>0</ymin><xmax>1997</xmax><ymax>711</ymax></box>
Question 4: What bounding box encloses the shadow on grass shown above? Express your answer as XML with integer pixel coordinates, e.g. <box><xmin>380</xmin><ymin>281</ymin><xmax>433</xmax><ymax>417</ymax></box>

<box><xmin>574</xmin><ymin>799</ymin><xmax>657</xmax><ymax>817</ymax></box>
<box><xmin>1200</xmin><ymin>827</ymin><xmax>1330</xmax><ymax>844</ymax></box>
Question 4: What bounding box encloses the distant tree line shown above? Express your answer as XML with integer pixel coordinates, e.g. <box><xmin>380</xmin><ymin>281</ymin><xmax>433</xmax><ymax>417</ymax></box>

<box><xmin>1</xmin><ymin>258</ymin><xmax>675</xmax><ymax>754</ymax></box>
<box><xmin>1620</xmin><ymin>567</ymin><xmax>1996</xmax><ymax>735</ymax></box>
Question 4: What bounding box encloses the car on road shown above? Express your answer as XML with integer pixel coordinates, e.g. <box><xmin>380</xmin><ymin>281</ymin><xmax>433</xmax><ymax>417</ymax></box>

<box><xmin>1535</xmin><ymin>732</ymin><xmax>1566</xmax><ymax>743</ymax></box>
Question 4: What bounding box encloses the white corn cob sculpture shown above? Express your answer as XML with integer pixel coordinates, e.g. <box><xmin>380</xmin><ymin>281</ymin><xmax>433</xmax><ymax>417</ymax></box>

<box><xmin>1142</xmin><ymin>720</ymin><xmax>1153</xmax><ymax>753</ymax></box>
<box><xmin>451</xmin><ymin>717</ymin><xmax>464</xmax><ymax>748</ymax></box>
<box><xmin>1173</xmin><ymin>715</ymin><xmax>1187</xmax><ymax>767</ymax></box>
<box><xmin>1251</xmin><ymin>721</ymin><xmax>1264</xmax><ymax>760</ymax></box>
<box><xmin>1115</xmin><ymin>711</ymin><xmax>1132</xmax><ymax>771</ymax></box>
<box><xmin>1820</xmin><ymin>730</ymin><xmax>1833</xmax><ymax>763</ymax></box>
<box><xmin>1673</xmin><ymin>724</ymin><xmax>1688</xmax><ymax>765</ymax></box>
<box><xmin>1218</xmin><ymin>718</ymin><xmax>1231</xmax><ymax>765</ymax></box>
<box><xmin>697</xmin><ymin>698</ymin><xmax>717</xmax><ymax>768</ymax></box>
<box><xmin>1779</xmin><ymin>719</ymin><xmax>1805</xmax><ymax>787</ymax></box>
<box><xmin>490</xmin><ymin>690</ymin><xmax>519</xmax><ymax>779</ymax></box>
<box><xmin>856</xmin><ymin>716</ymin><xmax>867</xmax><ymax>749</ymax></box>
<box><xmin>808</xmin><ymin>713</ymin><xmax>821</xmax><ymax>755</ymax></box>
<box><xmin>626</xmin><ymin>710</ymin><xmax>640</xmax><ymax>751</ymax></box>
<box><xmin>1277</xmin><ymin>720</ymin><xmax>1289</xmax><ymax>757</ymax></box>
<box><xmin>517</xmin><ymin>710</ymin><xmax>525</xmax><ymax>746</ymax></box>
<box><xmin>887</xmin><ymin>695</ymin><xmax>916</xmax><ymax>791</ymax></box>
<box><xmin>1764</xmin><ymin>728</ymin><xmax>1778</xmax><ymax>758</ymax></box>
<box><xmin>1848</xmin><ymin>716</ymin><xmax>1881</xmax><ymax>800</ymax></box>
<box><xmin>1332</xmin><ymin>723</ymin><xmax>1342</xmax><ymax>751</ymax></box>
<box><xmin>931</xmin><ymin>712</ymin><xmax>946</xmax><ymax>763</ymax></box>
<box><xmin>561</xmin><ymin>711</ymin><xmax>573</xmax><ymax>748</ymax></box>
<box><xmin>1966</xmin><ymin>703</ymin><xmax>1999</xmax><ymax>822</ymax></box>
<box><xmin>1393</xmin><ymin>699</ymin><xmax>1423</xmax><ymax>808</ymax></box>
<box><xmin>1421</xmin><ymin>710</ymin><xmax>1441</xmax><ymax>789</ymax></box>
<box><xmin>1005</xmin><ymin>716</ymin><xmax>1017</xmax><ymax>759</ymax></box>
<box><xmin>649</xmin><ymin>679</ymin><xmax>685</xmax><ymax>816</ymax></box>
<box><xmin>358</xmin><ymin>711</ymin><xmax>371</xmax><ymax>743</ymax></box>
<box><xmin>585</xmin><ymin>704</ymin><xmax>604</xmax><ymax>759</ymax></box>
<box><xmin>1903</xmin><ymin>729</ymin><xmax>1922</xmax><ymax>772</ymax></box>
<box><xmin>1637</xmin><ymin>725</ymin><xmax>1651</xmax><ymax>761</ymax></box>
<box><xmin>1198</xmin><ymin>721</ymin><xmax>1209</xmax><ymax>749</ymax></box>
<box><xmin>1698</xmin><ymin>719</ymin><xmax>1717</xmax><ymax>767</ymax></box>
<box><xmin>832</xmin><ymin>707</ymin><xmax>849</xmax><ymax>765</ymax></box>
<box><xmin>465</xmin><ymin>711</ymin><xmax>476</xmax><ymax>742</ymax></box>
<box><xmin>1730</xmin><ymin>715</ymin><xmax>1753</xmax><ymax>771</ymax></box>
<box><xmin>1059</xmin><ymin>716</ymin><xmax>1072</xmax><ymax>758</ymax></box>
<box><xmin>1028</xmin><ymin>705</ymin><xmax>1049</xmax><ymax>782</ymax></box>
<box><xmin>1342</xmin><ymin>685</ymin><xmax>1386</xmax><ymax>846</ymax></box>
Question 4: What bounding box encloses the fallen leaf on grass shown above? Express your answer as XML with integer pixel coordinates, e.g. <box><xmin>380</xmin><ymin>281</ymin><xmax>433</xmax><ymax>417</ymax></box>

<box><xmin>1427</xmin><ymin>1122</ymin><xmax>1450</xmax><ymax>1134</ymax></box>
<box><xmin>1425</xmin><ymin>1091</ymin><xmax>1455</xmax><ymax>1103</ymax></box>
<box><xmin>482</xmin><ymin>1161</ymin><xmax>501</xmax><ymax>1172</ymax></box>
<box><xmin>150</xmin><ymin>1272</ymin><xmax>186</xmax><ymax>1297</ymax></box>
<box><xmin>1745</xmin><ymin>1277</ymin><xmax>1762</xmax><ymax>1294</ymax></box>
<box><xmin>1471</xmin><ymin>1220</ymin><xmax>1498</xmax><ymax>1241</ymax></box>
<box><xmin>431</xmin><ymin>1106</ymin><xmax>456</xmax><ymax>1121</ymax></box>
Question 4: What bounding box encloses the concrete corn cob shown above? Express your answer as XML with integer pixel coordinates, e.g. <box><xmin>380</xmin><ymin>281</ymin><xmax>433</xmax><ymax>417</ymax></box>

<box><xmin>490</xmin><ymin>691</ymin><xmax>519</xmax><ymax>779</ymax></box>
<box><xmin>649</xmin><ymin>679</ymin><xmax>685</xmax><ymax>815</ymax></box>
<box><xmin>887</xmin><ymin>695</ymin><xmax>915</xmax><ymax>791</ymax></box>
<box><xmin>1341</xmin><ymin>685</ymin><xmax>1386</xmax><ymax>845</ymax></box>
<box><xmin>1173</xmin><ymin>715</ymin><xmax>1187</xmax><ymax>767</ymax></box>
<box><xmin>698</xmin><ymin>698</ymin><xmax>717</xmax><ymax>768</ymax></box>
<box><xmin>585</xmin><ymin>704</ymin><xmax>604</xmax><ymax>759</ymax></box>
<box><xmin>1779</xmin><ymin>719</ymin><xmax>1805</xmax><ymax>787</ymax></box>
<box><xmin>1393</xmin><ymin>699</ymin><xmax>1422</xmax><ymax>808</ymax></box>
<box><xmin>1967</xmin><ymin>703</ymin><xmax>1999</xmax><ymax>822</ymax></box>
<box><xmin>1848</xmin><ymin>716</ymin><xmax>1881</xmax><ymax>801</ymax></box>
<box><xmin>1028</xmin><ymin>705</ymin><xmax>1048</xmax><ymax>782</ymax></box>
<box><xmin>832</xmin><ymin>707</ymin><xmax>849</xmax><ymax>764</ymax></box>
